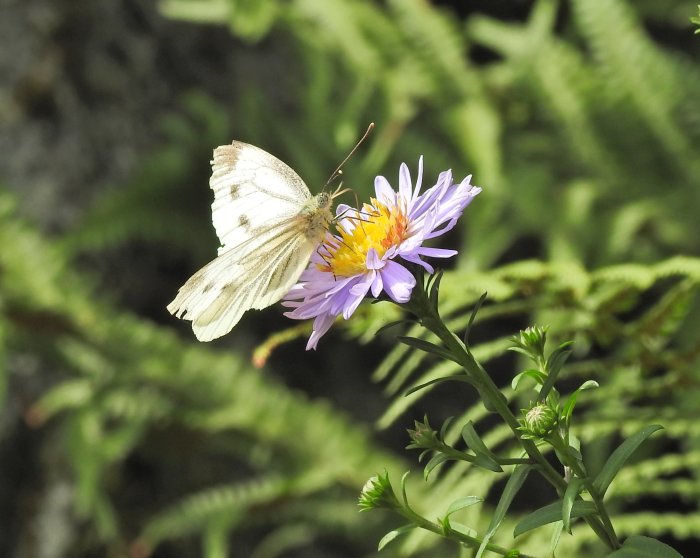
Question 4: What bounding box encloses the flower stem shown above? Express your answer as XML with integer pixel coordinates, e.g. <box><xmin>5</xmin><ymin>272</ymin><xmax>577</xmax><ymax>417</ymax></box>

<box><xmin>405</xmin><ymin>283</ymin><xmax>620</xmax><ymax>550</ymax></box>
<box><xmin>396</xmin><ymin>506</ymin><xmax>536</xmax><ymax>558</ymax></box>
<box><xmin>547</xmin><ymin>434</ymin><xmax>620</xmax><ymax>548</ymax></box>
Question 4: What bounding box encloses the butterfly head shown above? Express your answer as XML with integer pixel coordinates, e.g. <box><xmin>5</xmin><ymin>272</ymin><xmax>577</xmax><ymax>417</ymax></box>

<box><xmin>302</xmin><ymin>192</ymin><xmax>333</xmax><ymax>243</ymax></box>
<box><xmin>305</xmin><ymin>182</ymin><xmax>351</xmax><ymax>243</ymax></box>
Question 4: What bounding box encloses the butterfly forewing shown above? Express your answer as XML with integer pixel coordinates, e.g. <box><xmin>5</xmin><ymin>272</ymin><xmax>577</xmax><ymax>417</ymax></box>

<box><xmin>210</xmin><ymin>142</ymin><xmax>312</xmax><ymax>252</ymax></box>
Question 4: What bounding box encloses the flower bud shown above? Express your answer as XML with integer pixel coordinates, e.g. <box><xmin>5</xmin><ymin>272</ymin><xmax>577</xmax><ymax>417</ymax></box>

<box><xmin>521</xmin><ymin>403</ymin><xmax>559</xmax><ymax>438</ymax></box>
<box><xmin>406</xmin><ymin>417</ymin><xmax>441</xmax><ymax>450</ymax></box>
<box><xmin>358</xmin><ymin>472</ymin><xmax>401</xmax><ymax>512</ymax></box>
<box><xmin>512</xmin><ymin>326</ymin><xmax>548</xmax><ymax>359</ymax></box>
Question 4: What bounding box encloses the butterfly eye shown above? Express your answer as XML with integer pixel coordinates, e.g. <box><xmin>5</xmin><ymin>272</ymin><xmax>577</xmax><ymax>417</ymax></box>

<box><xmin>317</xmin><ymin>192</ymin><xmax>331</xmax><ymax>208</ymax></box>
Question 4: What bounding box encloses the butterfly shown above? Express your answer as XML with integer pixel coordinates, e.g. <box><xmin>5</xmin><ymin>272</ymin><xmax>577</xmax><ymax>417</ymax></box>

<box><xmin>167</xmin><ymin>141</ymin><xmax>342</xmax><ymax>341</ymax></box>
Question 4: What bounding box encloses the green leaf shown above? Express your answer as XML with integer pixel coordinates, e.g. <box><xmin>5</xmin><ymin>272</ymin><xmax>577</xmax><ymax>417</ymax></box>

<box><xmin>514</xmin><ymin>500</ymin><xmax>597</xmax><ymax>538</ymax></box>
<box><xmin>399</xmin><ymin>472</ymin><xmax>411</xmax><ymax>509</ymax></box>
<box><xmin>428</xmin><ymin>270</ymin><xmax>445</xmax><ymax>308</ymax></box>
<box><xmin>445</xmin><ymin>520</ymin><xmax>478</xmax><ymax>539</ymax></box>
<box><xmin>397</xmin><ymin>336</ymin><xmax>457</xmax><ymax>363</ymax></box>
<box><xmin>605</xmin><ymin>535</ymin><xmax>684</xmax><ymax>558</ymax></box>
<box><xmin>562</xmin><ymin>478</ymin><xmax>585</xmax><ymax>533</ymax></box>
<box><xmin>461</xmin><ymin>422</ymin><xmax>503</xmax><ymax>472</ymax></box>
<box><xmin>512</xmin><ymin>369</ymin><xmax>548</xmax><ymax>391</ymax></box>
<box><xmin>375</xmin><ymin>319</ymin><xmax>416</xmax><ymax>335</ymax></box>
<box><xmin>377</xmin><ymin>524</ymin><xmax>416</xmax><ymax>551</ymax></box>
<box><xmin>424</xmin><ymin>453</ymin><xmax>450</xmax><ymax>480</ymax></box>
<box><xmin>446</xmin><ymin>496</ymin><xmax>482</xmax><ymax>517</ymax></box>
<box><xmin>547</xmin><ymin>341</ymin><xmax>574</xmax><ymax>374</ymax></box>
<box><xmin>507</xmin><ymin>346</ymin><xmax>535</xmax><ymax>359</ymax></box>
<box><xmin>471</xmin><ymin>453</ymin><xmax>507</xmax><ymax>473</ymax></box>
<box><xmin>592</xmin><ymin>425</ymin><xmax>664</xmax><ymax>497</ymax></box>
<box><xmin>476</xmin><ymin>464</ymin><xmax>531</xmax><ymax>558</ymax></box>
<box><xmin>439</xmin><ymin>416</ymin><xmax>454</xmax><ymax>439</ymax></box>
<box><xmin>463</xmin><ymin>292</ymin><xmax>488</xmax><ymax>346</ymax></box>
<box><xmin>417</xmin><ymin>449</ymin><xmax>431</xmax><ymax>463</ymax></box>
<box><xmin>404</xmin><ymin>374</ymin><xmax>472</xmax><ymax>397</ymax></box>
<box><xmin>539</xmin><ymin>341</ymin><xmax>573</xmax><ymax>402</ymax></box>
<box><xmin>561</xmin><ymin>380</ymin><xmax>599</xmax><ymax>425</ymax></box>
<box><xmin>549</xmin><ymin>520</ymin><xmax>564</xmax><ymax>557</ymax></box>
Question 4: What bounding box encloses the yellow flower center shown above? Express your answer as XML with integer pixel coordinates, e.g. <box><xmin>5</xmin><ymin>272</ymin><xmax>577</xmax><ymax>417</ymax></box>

<box><xmin>319</xmin><ymin>200</ymin><xmax>408</xmax><ymax>277</ymax></box>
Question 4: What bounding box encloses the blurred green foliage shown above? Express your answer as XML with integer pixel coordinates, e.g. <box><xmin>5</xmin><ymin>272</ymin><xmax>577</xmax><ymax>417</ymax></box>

<box><xmin>2</xmin><ymin>0</ymin><xmax>700</xmax><ymax>556</ymax></box>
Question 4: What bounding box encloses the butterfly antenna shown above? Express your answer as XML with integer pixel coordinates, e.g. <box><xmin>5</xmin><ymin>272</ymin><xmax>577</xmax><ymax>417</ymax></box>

<box><xmin>325</xmin><ymin>122</ymin><xmax>375</xmax><ymax>187</ymax></box>
<box><xmin>350</xmin><ymin>190</ymin><xmax>369</xmax><ymax>236</ymax></box>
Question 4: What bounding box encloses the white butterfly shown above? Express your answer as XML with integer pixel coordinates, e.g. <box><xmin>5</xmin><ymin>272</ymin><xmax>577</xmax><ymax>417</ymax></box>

<box><xmin>167</xmin><ymin>141</ymin><xmax>340</xmax><ymax>341</ymax></box>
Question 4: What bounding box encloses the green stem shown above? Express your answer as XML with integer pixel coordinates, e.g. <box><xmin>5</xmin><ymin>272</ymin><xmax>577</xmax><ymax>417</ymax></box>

<box><xmin>434</xmin><ymin>442</ymin><xmax>532</xmax><ymax>468</ymax></box>
<box><xmin>408</xmin><ymin>285</ymin><xmax>620</xmax><ymax>550</ymax></box>
<box><xmin>397</xmin><ymin>506</ymin><xmax>536</xmax><ymax>558</ymax></box>
<box><xmin>548</xmin><ymin>435</ymin><xmax>620</xmax><ymax>548</ymax></box>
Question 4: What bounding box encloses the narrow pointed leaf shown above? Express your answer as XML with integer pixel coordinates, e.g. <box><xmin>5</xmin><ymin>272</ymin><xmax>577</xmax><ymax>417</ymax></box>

<box><xmin>562</xmin><ymin>380</ymin><xmax>599</xmax><ymax>425</ymax></box>
<box><xmin>377</xmin><ymin>525</ymin><xmax>416</xmax><ymax>551</ymax></box>
<box><xmin>404</xmin><ymin>374</ymin><xmax>472</xmax><ymax>396</ymax></box>
<box><xmin>463</xmin><ymin>292</ymin><xmax>488</xmax><ymax>346</ymax></box>
<box><xmin>400</xmin><ymin>471</ymin><xmax>411</xmax><ymax>510</ymax></box>
<box><xmin>375</xmin><ymin>319</ymin><xmax>416</xmax><ymax>336</ymax></box>
<box><xmin>446</xmin><ymin>496</ymin><xmax>482</xmax><ymax>517</ymax></box>
<box><xmin>593</xmin><ymin>425</ymin><xmax>663</xmax><ymax>497</ymax></box>
<box><xmin>507</xmin><ymin>346</ymin><xmax>535</xmax><ymax>359</ymax></box>
<box><xmin>397</xmin><ymin>336</ymin><xmax>456</xmax><ymax>362</ymax></box>
<box><xmin>471</xmin><ymin>452</ymin><xmax>506</xmax><ymax>473</ymax></box>
<box><xmin>461</xmin><ymin>422</ymin><xmax>503</xmax><ymax>472</ymax></box>
<box><xmin>424</xmin><ymin>453</ymin><xmax>450</xmax><ymax>480</ymax></box>
<box><xmin>549</xmin><ymin>520</ymin><xmax>564</xmax><ymax>557</ymax></box>
<box><xmin>514</xmin><ymin>500</ymin><xmax>597</xmax><ymax>538</ymax></box>
<box><xmin>475</xmin><ymin>464</ymin><xmax>531</xmax><ymax>558</ymax></box>
<box><xmin>439</xmin><ymin>416</ymin><xmax>454</xmax><ymax>439</ymax></box>
<box><xmin>562</xmin><ymin>478</ymin><xmax>585</xmax><ymax>533</ymax></box>
<box><xmin>547</xmin><ymin>341</ymin><xmax>574</xmax><ymax>375</ymax></box>
<box><xmin>417</xmin><ymin>449</ymin><xmax>430</xmax><ymax>462</ymax></box>
<box><xmin>605</xmin><ymin>535</ymin><xmax>684</xmax><ymax>558</ymax></box>
<box><xmin>512</xmin><ymin>369</ymin><xmax>547</xmax><ymax>391</ymax></box>
<box><xmin>539</xmin><ymin>341</ymin><xmax>573</xmax><ymax>401</ymax></box>
<box><xmin>428</xmin><ymin>270</ymin><xmax>445</xmax><ymax>307</ymax></box>
<box><xmin>446</xmin><ymin>521</ymin><xmax>478</xmax><ymax>539</ymax></box>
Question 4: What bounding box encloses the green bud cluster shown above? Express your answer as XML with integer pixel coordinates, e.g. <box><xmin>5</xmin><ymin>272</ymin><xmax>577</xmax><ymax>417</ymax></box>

<box><xmin>358</xmin><ymin>472</ymin><xmax>401</xmax><ymax>512</ymax></box>
<box><xmin>511</xmin><ymin>326</ymin><xmax>548</xmax><ymax>361</ymax></box>
<box><xmin>406</xmin><ymin>417</ymin><xmax>441</xmax><ymax>450</ymax></box>
<box><xmin>520</xmin><ymin>403</ymin><xmax>559</xmax><ymax>439</ymax></box>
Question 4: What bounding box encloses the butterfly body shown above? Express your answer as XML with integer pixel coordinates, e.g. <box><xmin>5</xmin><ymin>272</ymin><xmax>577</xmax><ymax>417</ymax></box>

<box><xmin>167</xmin><ymin>141</ymin><xmax>334</xmax><ymax>341</ymax></box>
<box><xmin>300</xmin><ymin>191</ymin><xmax>333</xmax><ymax>242</ymax></box>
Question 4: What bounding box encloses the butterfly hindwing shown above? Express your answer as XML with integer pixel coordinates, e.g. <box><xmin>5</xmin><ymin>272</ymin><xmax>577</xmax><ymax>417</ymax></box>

<box><xmin>168</xmin><ymin>221</ymin><xmax>315</xmax><ymax>341</ymax></box>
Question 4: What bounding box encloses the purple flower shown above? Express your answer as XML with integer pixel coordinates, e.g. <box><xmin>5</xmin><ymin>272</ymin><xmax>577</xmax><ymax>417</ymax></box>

<box><xmin>283</xmin><ymin>158</ymin><xmax>481</xmax><ymax>350</ymax></box>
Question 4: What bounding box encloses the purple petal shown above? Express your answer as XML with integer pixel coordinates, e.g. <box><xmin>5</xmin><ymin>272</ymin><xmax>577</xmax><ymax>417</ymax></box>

<box><xmin>381</xmin><ymin>260</ymin><xmax>416</xmax><ymax>303</ymax></box>
<box><xmin>282</xmin><ymin>157</ymin><xmax>482</xmax><ymax>351</ymax></box>
<box><xmin>365</xmin><ymin>248</ymin><xmax>384</xmax><ymax>270</ymax></box>
<box><xmin>347</xmin><ymin>274</ymin><xmax>373</xmax><ymax>317</ymax></box>
<box><xmin>306</xmin><ymin>313</ymin><xmax>337</xmax><ymax>350</ymax></box>
<box><xmin>415</xmin><ymin>247</ymin><xmax>458</xmax><ymax>259</ymax></box>
<box><xmin>400</xmin><ymin>253</ymin><xmax>435</xmax><ymax>274</ymax></box>
<box><xmin>371</xmin><ymin>272</ymin><xmax>383</xmax><ymax>298</ymax></box>
<box><xmin>399</xmin><ymin>162</ymin><xmax>412</xmax><ymax>203</ymax></box>
<box><xmin>414</xmin><ymin>156</ymin><xmax>423</xmax><ymax>199</ymax></box>
<box><xmin>374</xmin><ymin>176</ymin><xmax>394</xmax><ymax>205</ymax></box>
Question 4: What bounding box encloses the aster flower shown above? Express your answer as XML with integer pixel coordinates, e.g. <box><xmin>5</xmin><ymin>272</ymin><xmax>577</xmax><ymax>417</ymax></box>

<box><xmin>283</xmin><ymin>158</ymin><xmax>481</xmax><ymax>350</ymax></box>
